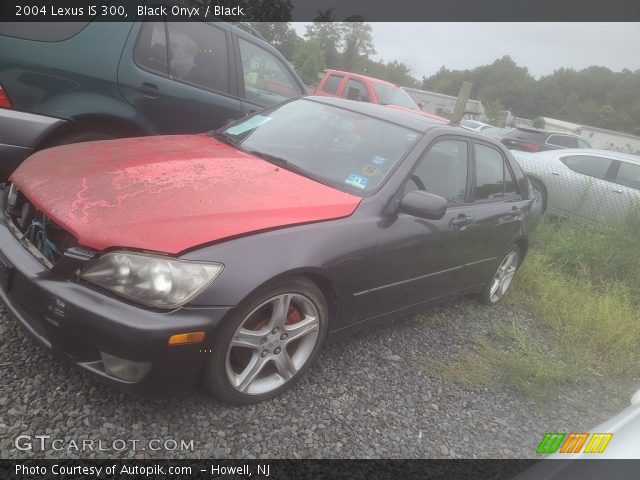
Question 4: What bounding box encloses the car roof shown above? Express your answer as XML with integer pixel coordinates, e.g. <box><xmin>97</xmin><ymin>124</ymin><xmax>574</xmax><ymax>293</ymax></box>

<box><xmin>324</xmin><ymin>69</ymin><xmax>398</xmax><ymax>87</ymax></box>
<box><xmin>514</xmin><ymin>148</ymin><xmax>640</xmax><ymax>164</ymax></box>
<box><xmin>515</xmin><ymin>126</ymin><xmax>584</xmax><ymax>138</ymax></box>
<box><xmin>305</xmin><ymin>96</ymin><xmax>448</xmax><ymax>132</ymax></box>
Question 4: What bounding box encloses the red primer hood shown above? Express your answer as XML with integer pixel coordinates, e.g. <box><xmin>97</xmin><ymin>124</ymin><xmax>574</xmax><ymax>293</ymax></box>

<box><xmin>11</xmin><ymin>135</ymin><xmax>361</xmax><ymax>254</ymax></box>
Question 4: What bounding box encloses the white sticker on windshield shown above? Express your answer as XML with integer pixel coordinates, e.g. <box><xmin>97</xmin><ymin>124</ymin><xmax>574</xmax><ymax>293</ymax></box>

<box><xmin>226</xmin><ymin>115</ymin><xmax>272</xmax><ymax>135</ymax></box>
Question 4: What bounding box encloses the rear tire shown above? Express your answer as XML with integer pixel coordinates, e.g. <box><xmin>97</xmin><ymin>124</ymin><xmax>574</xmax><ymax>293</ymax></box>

<box><xmin>479</xmin><ymin>245</ymin><xmax>521</xmax><ymax>306</ymax></box>
<box><xmin>204</xmin><ymin>277</ymin><xmax>329</xmax><ymax>405</ymax></box>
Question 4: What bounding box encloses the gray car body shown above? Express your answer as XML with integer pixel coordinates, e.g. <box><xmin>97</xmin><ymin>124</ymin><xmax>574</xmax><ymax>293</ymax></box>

<box><xmin>513</xmin><ymin>149</ymin><xmax>640</xmax><ymax>222</ymax></box>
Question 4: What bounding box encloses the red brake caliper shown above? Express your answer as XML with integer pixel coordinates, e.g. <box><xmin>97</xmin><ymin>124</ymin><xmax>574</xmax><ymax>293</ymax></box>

<box><xmin>285</xmin><ymin>306</ymin><xmax>302</xmax><ymax>325</ymax></box>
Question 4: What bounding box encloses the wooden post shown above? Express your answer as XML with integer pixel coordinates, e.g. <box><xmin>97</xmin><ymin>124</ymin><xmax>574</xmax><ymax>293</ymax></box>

<box><xmin>449</xmin><ymin>81</ymin><xmax>473</xmax><ymax>126</ymax></box>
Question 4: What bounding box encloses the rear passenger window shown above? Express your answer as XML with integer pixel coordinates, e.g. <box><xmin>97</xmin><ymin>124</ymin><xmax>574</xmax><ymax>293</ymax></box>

<box><xmin>134</xmin><ymin>22</ymin><xmax>169</xmax><ymax>75</ymax></box>
<box><xmin>323</xmin><ymin>75</ymin><xmax>342</xmax><ymax>94</ymax></box>
<box><xmin>615</xmin><ymin>162</ymin><xmax>640</xmax><ymax>191</ymax></box>
<box><xmin>561</xmin><ymin>155</ymin><xmax>612</xmax><ymax>180</ymax></box>
<box><xmin>475</xmin><ymin>144</ymin><xmax>518</xmax><ymax>200</ymax></box>
<box><xmin>166</xmin><ymin>22</ymin><xmax>230</xmax><ymax>93</ymax></box>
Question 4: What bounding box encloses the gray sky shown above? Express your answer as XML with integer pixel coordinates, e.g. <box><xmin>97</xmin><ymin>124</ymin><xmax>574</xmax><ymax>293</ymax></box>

<box><xmin>292</xmin><ymin>23</ymin><xmax>640</xmax><ymax>79</ymax></box>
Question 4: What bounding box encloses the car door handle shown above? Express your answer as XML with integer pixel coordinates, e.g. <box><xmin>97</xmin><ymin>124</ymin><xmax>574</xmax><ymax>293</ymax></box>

<box><xmin>551</xmin><ymin>171</ymin><xmax>561</xmax><ymax>176</ymax></box>
<box><xmin>135</xmin><ymin>82</ymin><xmax>161</xmax><ymax>97</ymax></box>
<box><xmin>510</xmin><ymin>206</ymin><xmax>523</xmax><ymax>217</ymax></box>
<box><xmin>450</xmin><ymin>215</ymin><xmax>473</xmax><ymax>228</ymax></box>
<box><xmin>612</xmin><ymin>189</ymin><xmax>624</xmax><ymax>194</ymax></box>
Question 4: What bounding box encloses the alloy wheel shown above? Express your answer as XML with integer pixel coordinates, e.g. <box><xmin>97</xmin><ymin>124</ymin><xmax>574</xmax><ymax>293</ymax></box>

<box><xmin>225</xmin><ymin>293</ymin><xmax>320</xmax><ymax>395</ymax></box>
<box><xmin>488</xmin><ymin>250</ymin><xmax>520</xmax><ymax>303</ymax></box>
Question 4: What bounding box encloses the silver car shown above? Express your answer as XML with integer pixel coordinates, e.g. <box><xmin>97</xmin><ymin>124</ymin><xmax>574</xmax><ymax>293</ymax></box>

<box><xmin>512</xmin><ymin>149</ymin><xmax>640</xmax><ymax>222</ymax></box>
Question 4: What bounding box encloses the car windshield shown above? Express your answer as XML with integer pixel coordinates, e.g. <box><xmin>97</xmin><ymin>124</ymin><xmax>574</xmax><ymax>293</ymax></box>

<box><xmin>372</xmin><ymin>83</ymin><xmax>419</xmax><ymax>109</ymax></box>
<box><xmin>217</xmin><ymin>99</ymin><xmax>420</xmax><ymax>195</ymax></box>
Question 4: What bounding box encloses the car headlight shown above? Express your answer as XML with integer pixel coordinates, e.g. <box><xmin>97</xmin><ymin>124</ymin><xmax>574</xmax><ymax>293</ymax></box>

<box><xmin>80</xmin><ymin>252</ymin><xmax>223</xmax><ymax>309</ymax></box>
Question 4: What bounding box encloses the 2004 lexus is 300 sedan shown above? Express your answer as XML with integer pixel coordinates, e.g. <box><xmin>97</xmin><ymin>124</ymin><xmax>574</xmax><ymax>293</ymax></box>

<box><xmin>0</xmin><ymin>97</ymin><xmax>542</xmax><ymax>404</ymax></box>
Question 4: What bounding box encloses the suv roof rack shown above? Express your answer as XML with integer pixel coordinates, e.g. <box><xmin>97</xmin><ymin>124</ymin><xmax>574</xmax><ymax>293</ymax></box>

<box><xmin>230</xmin><ymin>22</ymin><xmax>266</xmax><ymax>41</ymax></box>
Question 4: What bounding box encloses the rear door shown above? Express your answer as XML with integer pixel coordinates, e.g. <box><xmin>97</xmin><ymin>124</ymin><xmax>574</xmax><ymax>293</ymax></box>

<box><xmin>463</xmin><ymin>141</ymin><xmax>528</xmax><ymax>285</ymax></box>
<box><xmin>554</xmin><ymin>153</ymin><xmax>617</xmax><ymax>221</ymax></box>
<box><xmin>118</xmin><ymin>20</ymin><xmax>242</xmax><ymax>134</ymax></box>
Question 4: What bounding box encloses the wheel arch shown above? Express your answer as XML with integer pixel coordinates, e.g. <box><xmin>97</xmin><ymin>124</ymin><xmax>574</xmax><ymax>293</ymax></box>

<box><xmin>36</xmin><ymin>113</ymin><xmax>152</xmax><ymax>150</ymax></box>
<box><xmin>244</xmin><ymin>268</ymin><xmax>339</xmax><ymax>325</ymax></box>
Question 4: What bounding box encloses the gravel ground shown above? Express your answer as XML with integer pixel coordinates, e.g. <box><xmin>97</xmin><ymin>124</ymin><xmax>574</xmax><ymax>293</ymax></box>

<box><xmin>0</xmin><ymin>299</ymin><xmax>634</xmax><ymax>460</ymax></box>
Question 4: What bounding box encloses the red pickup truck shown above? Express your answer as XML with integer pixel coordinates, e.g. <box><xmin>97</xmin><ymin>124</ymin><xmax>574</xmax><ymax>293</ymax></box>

<box><xmin>309</xmin><ymin>69</ymin><xmax>447</xmax><ymax>122</ymax></box>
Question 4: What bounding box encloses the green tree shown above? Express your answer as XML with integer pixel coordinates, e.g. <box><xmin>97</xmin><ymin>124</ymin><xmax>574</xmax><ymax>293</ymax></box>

<box><xmin>293</xmin><ymin>39</ymin><xmax>325</xmax><ymax>85</ymax></box>
<box><xmin>532</xmin><ymin>117</ymin><xmax>546</xmax><ymax>129</ymax></box>
<box><xmin>248</xmin><ymin>22</ymin><xmax>301</xmax><ymax>60</ymax></box>
<box><xmin>305</xmin><ymin>22</ymin><xmax>343</xmax><ymax>69</ymax></box>
<box><xmin>340</xmin><ymin>22</ymin><xmax>375</xmax><ymax>72</ymax></box>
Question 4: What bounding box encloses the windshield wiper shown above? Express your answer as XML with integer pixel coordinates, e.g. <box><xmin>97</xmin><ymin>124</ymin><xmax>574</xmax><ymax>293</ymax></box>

<box><xmin>211</xmin><ymin>131</ymin><xmax>241</xmax><ymax>147</ymax></box>
<box><xmin>248</xmin><ymin>150</ymin><xmax>337</xmax><ymax>189</ymax></box>
<box><xmin>248</xmin><ymin>150</ymin><xmax>298</xmax><ymax>169</ymax></box>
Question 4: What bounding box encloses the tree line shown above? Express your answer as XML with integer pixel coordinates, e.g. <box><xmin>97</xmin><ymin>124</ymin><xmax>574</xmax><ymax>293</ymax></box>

<box><xmin>249</xmin><ymin>22</ymin><xmax>640</xmax><ymax>136</ymax></box>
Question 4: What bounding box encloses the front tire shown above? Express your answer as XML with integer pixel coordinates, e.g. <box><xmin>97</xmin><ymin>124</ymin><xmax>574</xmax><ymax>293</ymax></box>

<box><xmin>204</xmin><ymin>277</ymin><xmax>329</xmax><ymax>405</ymax></box>
<box><xmin>479</xmin><ymin>245</ymin><xmax>521</xmax><ymax>305</ymax></box>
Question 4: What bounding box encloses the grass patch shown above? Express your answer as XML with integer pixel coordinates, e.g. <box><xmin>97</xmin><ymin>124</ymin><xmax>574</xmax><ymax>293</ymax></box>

<box><xmin>419</xmin><ymin>320</ymin><xmax>576</xmax><ymax>402</ymax></box>
<box><xmin>511</xmin><ymin>211</ymin><xmax>640</xmax><ymax>377</ymax></box>
<box><xmin>419</xmin><ymin>350</ymin><xmax>495</xmax><ymax>390</ymax></box>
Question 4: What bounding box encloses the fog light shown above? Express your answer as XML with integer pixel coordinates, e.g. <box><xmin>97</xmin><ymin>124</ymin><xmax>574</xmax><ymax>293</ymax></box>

<box><xmin>100</xmin><ymin>352</ymin><xmax>151</xmax><ymax>382</ymax></box>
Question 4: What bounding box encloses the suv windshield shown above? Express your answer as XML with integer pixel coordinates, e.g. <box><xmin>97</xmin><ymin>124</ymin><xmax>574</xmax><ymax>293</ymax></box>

<box><xmin>217</xmin><ymin>99</ymin><xmax>420</xmax><ymax>195</ymax></box>
<box><xmin>372</xmin><ymin>83</ymin><xmax>419</xmax><ymax>109</ymax></box>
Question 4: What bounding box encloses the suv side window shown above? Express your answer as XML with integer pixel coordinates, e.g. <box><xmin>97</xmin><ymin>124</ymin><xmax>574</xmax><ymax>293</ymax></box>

<box><xmin>238</xmin><ymin>37</ymin><xmax>303</xmax><ymax>106</ymax></box>
<box><xmin>615</xmin><ymin>162</ymin><xmax>640</xmax><ymax>191</ymax></box>
<box><xmin>134</xmin><ymin>22</ymin><xmax>169</xmax><ymax>75</ymax></box>
<box><xmin>548</xmin><ymin>134</ymin><xmax>579</xmax><ymax>148</ymax></box>
<box><xmin>474</xmin><ymin>144</ymin><xmax>517</xmax><ymax>200</ymax></box>
<box><xmin>166</xmin><ymin>22</ymin><xmax>230</xmax><ymax>93</ymax></box>
<box><xmin>323</xmin><ymin>74</ymin><xmax>343</xmax><ymax>94</ymax></box>
<box><xmin>406</xmin><ymin>140</ymin><xmax>468</xmax><ymax>204</ymax></box>
<box><xmin>561</xmin><ymin>155</ymin><xmax>612</xmax><ymax>180</ymax></box>
<box><xmin>343</xmin><ymin>79</ymin><xmax>370</xmax><ymax>102</ymax></box>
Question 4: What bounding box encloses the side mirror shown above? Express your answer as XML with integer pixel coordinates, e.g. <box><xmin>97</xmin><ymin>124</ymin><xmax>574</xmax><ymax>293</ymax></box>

<box><xmin>399</xmin><ymin>190</ymin><xmax>447</xmax><ymax>220</ymax></box>
<box><xmin>417</xmin><ymin>102</ymin><xmax>425</xmax><ymax>110</ymax></box>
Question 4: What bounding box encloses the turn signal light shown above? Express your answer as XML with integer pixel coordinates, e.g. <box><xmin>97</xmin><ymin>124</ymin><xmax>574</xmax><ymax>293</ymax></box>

<box><xmin>168</xmin><ymin>331</ymin><xmax>205</xmax><ymax>345</ymax></box>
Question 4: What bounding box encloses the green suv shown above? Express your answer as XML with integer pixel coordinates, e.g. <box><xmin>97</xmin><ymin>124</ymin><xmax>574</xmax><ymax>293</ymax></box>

<box><xmin>0</xmin><ymin>17</ymin><xmax>306</xmax><ymax>180</ymax></box>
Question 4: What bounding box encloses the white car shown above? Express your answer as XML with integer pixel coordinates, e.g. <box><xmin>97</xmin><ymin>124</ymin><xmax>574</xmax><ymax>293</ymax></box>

<box><xmin>460</xmin><ymin>119</ymin><xmax>493</xmax><ymax>133</ymax></box>
<box><xmin>512</xmin><ymin>149</ymin><xmax>640</xmax><ymax>223</ymax></box>
<box><xmin>514</xmin><ymin>389</ymin><xmax>640</xmax><ymax>480</ymax></box>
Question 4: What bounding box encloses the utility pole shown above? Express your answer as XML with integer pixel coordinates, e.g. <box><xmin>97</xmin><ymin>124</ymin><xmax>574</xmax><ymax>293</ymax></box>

<box><xmin>449</xmin><ymin>81</ymin><xmax>473</xmax><ymax>126</ymax></box>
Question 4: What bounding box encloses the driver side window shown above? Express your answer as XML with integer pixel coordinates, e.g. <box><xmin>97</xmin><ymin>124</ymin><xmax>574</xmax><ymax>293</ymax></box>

<box><xmin>407</xmin><ymin>140</ymin><xmax>468</xmax><ymax>204</ymax></box>
<box><xmin>238</xmin><ymin>37</ymin><xmax>303</xmax><ymax>106</ymax></box>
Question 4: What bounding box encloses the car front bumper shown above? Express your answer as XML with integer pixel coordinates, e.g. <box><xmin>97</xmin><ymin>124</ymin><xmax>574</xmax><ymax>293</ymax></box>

<box><xmin>0</xmin><ymin>189</ymin><xmax>234</xmax><ymax>397</ymax></box>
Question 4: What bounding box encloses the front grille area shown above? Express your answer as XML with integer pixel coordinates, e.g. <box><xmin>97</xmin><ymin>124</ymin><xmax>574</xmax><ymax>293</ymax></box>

<box><xmin>4</xmin><ymin>183</ymin><xmax>78</xmax><ymax>267</ymax></box>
